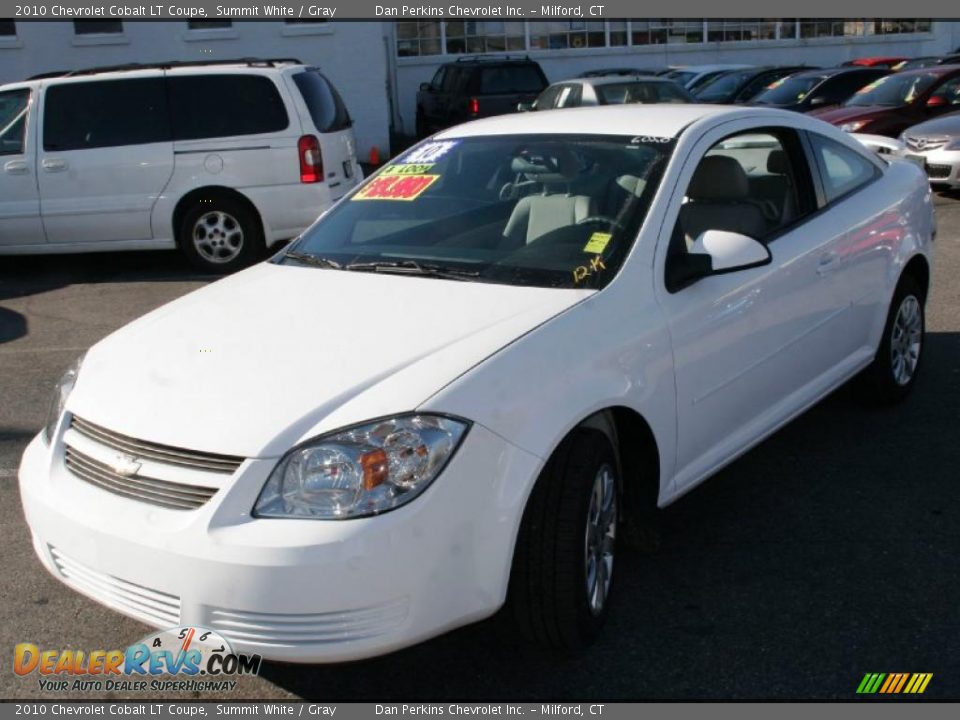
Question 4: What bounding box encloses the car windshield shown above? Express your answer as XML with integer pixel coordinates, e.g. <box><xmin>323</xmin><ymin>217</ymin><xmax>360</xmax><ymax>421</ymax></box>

<box><xmin>694</xmin><ymin>70</ymin><xmax>756</xmax><ymax>101</ymax></box>
<box><xmin>751</xmin><ymin>75</ymin><xmax>821</xmax><ymax>105</ymax></box>
<box><xmin>278</xmin><ymin>134</ymin><xmax>674</xmax><ymax>290</ymax></box>
<box><xmin>596</xmin><ymin>81</ymin><xmax>689</xmax><ymax>104</ymax></box>
<box><xmin>664</xmin><ymin>70</ymin><xmax>697</xmax><ymax>86</ymax></box>
<box><xmin>845</xmin><ymin>73</ymin><xmax>939</xmax><ymax>107</ymax></box>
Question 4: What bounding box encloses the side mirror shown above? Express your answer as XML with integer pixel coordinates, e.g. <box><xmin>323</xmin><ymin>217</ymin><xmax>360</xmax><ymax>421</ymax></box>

<box><xmin>517</xmin><ymin>102</ymin><xmax>534</xmax><ymax>112</ymax></box>
<box><xmin>808</xmin><ymin>95</ymin><xmax>829</xmax><ymax>108</ymax></box>
<box><xmin>419</xmin><ymin>82</ymin><xmax>432</xmax><ymax>92</ymax></box>
<box><xmin>690</xmin><ymin>230</ymin><xmax>771</xmax><ymax>273</ymax></box>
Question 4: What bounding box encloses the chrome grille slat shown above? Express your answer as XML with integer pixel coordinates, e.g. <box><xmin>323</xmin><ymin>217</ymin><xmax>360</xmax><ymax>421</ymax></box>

<box><xmin>50</xmin><ymin>546</ymin><xmax>180</xmax><ymax>627</ymax></box>
<box><xmin>65</xmin><ymin>448</ymin><xmax>217</xmax><ymax>510</ymax></box>
<box><xmin>71</xmin><ymin>416</ymin><xmax>243</xmax><ymax>473</ymax></box>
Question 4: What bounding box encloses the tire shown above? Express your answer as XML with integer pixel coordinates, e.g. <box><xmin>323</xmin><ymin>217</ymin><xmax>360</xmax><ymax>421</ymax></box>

<box><xmin>859</xmin><ymin>275</ymin><xmax>925</xmax><ymax>404</ymax></box>
<box><xmin>507</xmin><ymin>427</ymin><xmax>619</xmax><ymax>651</ymax></box>
<box><xmin>177</xmin><ymin>195</ymin><xmax>263</xmax><ymax>274</ymax></box>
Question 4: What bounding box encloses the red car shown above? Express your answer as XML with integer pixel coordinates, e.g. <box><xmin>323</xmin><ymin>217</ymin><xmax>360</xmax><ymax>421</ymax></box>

<box><xmin>810</xmin><ymin>66</ymin><xmax>960</xmax><ymax>137</ymax></box>
<box><xmin>843</xmin><ymin>56</ymin><xmax>909</xmax><ymax>69</ymax></box>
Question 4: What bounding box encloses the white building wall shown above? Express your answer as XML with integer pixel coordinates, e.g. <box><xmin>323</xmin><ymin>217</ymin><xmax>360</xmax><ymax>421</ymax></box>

<box><xmin>394</xmin><ymin>22</ymin><xmax>960</xmax><ymax>138</ymax></box>
<box><xmin>0</xmin><ymin>21</ymin><xmax>392</xmax><ymax>161</ymax></box>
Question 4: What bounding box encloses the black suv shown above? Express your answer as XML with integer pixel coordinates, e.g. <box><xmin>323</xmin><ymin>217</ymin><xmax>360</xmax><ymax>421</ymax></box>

<box><xmin>415</xmin><ymin>55</ymin><xmax>548</xmax><ymax>138</ymax></box>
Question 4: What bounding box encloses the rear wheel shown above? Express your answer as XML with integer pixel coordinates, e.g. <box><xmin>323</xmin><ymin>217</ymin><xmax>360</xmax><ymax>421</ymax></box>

<box><xmin>859</xmin><ymin>275</ymin><xmax>925</xmax><ymax>404</ymax></box>
<box><xmin>177</xmin><ymin>196</ymin><xmax>262</xmax><ymax>274</ymax></box>
<box><xmin>507</xmin><ymin>428</ymin><xmax>619</xmax><ymax>651</ymax></box>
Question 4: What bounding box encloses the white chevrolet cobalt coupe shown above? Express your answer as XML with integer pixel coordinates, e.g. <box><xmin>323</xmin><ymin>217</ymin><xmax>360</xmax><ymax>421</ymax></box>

<box><xmin>20</xmin><ymin>105</ymin><xmax>934</xmax><ymax>662</ymax></box>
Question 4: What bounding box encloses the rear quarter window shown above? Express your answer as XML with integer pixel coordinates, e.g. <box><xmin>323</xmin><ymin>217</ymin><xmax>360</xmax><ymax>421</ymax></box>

<box><xmin>168</xmin><ymin>74</ymin><xmax>289</xmax><ymax>141</ymax></box>
<box><xmin>292</xmin><ymin>71</ymin><xmax>352</xmax><ymax>133</ymax></box>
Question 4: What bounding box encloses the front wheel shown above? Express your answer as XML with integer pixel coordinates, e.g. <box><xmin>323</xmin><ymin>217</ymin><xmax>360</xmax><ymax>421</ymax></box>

<box><xmin>859</xmin><ymin>275</ymin><xmax>925</xmax><ymax>404</ymax></box>
<box><xmin>507</xmin><ymin>428</ymin><xmax>619</xmax><ymax>651</ymax></box>
<box><xmin>178</xmin><ymin>196</ymin><xmax>263</xmax><ymax>274</ymax></box>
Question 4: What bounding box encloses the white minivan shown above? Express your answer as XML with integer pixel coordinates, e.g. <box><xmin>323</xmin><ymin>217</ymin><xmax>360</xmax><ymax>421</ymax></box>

<box><xmin>0</xmin><ymin>59</ymin><xmax>362</xmax><ymax>272</ymax></box>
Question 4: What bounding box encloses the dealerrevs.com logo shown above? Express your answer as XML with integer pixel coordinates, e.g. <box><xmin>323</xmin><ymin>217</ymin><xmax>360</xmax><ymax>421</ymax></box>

<box><xmin>14</xmin><ymin>627</ymin><xmax>262</xmax><ymax>693</ymax></box>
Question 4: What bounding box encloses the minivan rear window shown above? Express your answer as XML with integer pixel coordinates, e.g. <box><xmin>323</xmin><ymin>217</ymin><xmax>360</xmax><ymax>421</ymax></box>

<box><xmin>44</xmin><ymin>78</ymin><xmax>170</xmax><ymax>151</ymax></box>
<box><xmin>291</xmin><ymin>71</ymin><xmax>352</xmax><ymax>133</ymax></box>
<box><xmin>168</xmin><ymin>74</ymin><xmax>289</xmax><ymax>141</ymax></box>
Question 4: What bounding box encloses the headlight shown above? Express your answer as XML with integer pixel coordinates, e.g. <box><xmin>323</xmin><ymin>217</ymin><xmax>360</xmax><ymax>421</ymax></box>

<box><xmin>43</xmin><ymin>353</ymin><xmax>84</xmax><ymax>444</ymax></box>
<box><xmin>840</xmin><ymin>120</ymin><xmax>868</xmax><ymax>133</ymax></box>
<box><xmin>946</xmin><ymin>138</ymin><xmax>960</xmax><ymax>150</ymax></box>
<box><xmin>254</xmin><ymin>415</ymin><xmax>469</xmax><ymax>520</ymax></box>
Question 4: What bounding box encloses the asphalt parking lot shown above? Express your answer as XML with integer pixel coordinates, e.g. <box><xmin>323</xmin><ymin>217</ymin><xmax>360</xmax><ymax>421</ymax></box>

<box><xmin>2</xmin><ymin>191</ymin><xmax>959</xmax><ymax>701</ymax></box>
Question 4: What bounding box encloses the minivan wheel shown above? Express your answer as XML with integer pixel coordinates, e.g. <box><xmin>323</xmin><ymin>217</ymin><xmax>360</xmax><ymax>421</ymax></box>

<box><xmin>859</xmin><ymin>275</ymin><xmax>925</xmax><ymax>404</ymax></box>
<box><xmin>178</xmin><ymin>197</ymin><xmax>262</xmax><ymax>273</ymax></box>
<box><xmin>507</xmin><ymin>427</ymin><xmax>619</xmax><ymax>651</ymax></box>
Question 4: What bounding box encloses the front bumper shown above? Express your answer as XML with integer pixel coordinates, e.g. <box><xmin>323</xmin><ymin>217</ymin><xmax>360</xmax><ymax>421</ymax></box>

<box><xmin>18</xmin><ymin>422</ymin><xmax>541</xmax><ymax>663</ymax></box>
<box><xmin>903</xmin><ymin>147</ymin><xmax>960</xmax><ymax>188</ymax></box>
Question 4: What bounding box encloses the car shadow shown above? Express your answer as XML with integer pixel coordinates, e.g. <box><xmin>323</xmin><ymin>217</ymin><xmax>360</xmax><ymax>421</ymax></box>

<box><xmin>0</xmin><ymin>306</ymin><xmax>27</xmax><ymax>345</ymax></box>
<box><xmin>259</xmin><ymin>331</ymin><xmax>960</xmax><ymax>700</ymax></box>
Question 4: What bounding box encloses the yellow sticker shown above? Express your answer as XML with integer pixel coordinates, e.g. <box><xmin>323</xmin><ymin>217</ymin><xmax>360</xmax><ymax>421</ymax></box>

<box><xmin>583</xmin><ymin>232</ymin><xmax>612</xmax><ymax>254</ymax></box>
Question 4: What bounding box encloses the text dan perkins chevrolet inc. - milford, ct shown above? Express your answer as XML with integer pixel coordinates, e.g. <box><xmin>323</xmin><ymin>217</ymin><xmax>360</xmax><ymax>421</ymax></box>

<box><xmin>375</xmin><ymin>5</ymin><xmax>601</xmax><ymax>17</ymax></box>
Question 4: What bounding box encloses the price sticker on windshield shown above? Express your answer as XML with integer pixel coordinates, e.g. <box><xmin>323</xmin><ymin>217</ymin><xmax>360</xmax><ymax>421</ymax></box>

<box><xmin>353</xmin><ymin>174</ymin><xmax>439</xmax><ymax>201</ymax></box>
<box><xmin>584</xmin><ymin>232</ymin><xmax>612</xmax><ymax>254</ymax></box>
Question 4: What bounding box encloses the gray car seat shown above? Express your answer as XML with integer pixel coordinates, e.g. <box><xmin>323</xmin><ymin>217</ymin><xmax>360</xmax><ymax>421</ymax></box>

<box><xmin>677</xmin><ymin>155</ymin><xmax>769</xmax><ymax>250</ymax></box>
<box><xmin>503</xmin><ymin>150</ymin><xmax>596</xmax><ymax>245</ymax></box>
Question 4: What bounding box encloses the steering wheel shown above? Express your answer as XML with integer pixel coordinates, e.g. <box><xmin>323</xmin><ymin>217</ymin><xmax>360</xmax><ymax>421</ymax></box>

<box><xmin>576</xmin><ymin>215</ymin><xmax>626</xmax><ymax>231</ymax></box>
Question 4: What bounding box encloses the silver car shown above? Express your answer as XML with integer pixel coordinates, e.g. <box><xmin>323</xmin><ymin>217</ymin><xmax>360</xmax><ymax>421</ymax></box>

<box><xmin>900</xmin><ymin>110</ymin><xmax>960</xmax><ymax>188</ymax></box>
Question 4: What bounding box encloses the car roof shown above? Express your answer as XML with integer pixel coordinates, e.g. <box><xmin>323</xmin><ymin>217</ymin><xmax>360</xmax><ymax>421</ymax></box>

<box><xmin>562</xmin><ymin>75</ymin><xmax>676</xmax><ymax>87</ymax></box>
<box><xmin>895</xmin><ymin>64</ymin><xmax>960</xmax><ymax>77</ymax></box>
<box><xmin>435</xmin><ymin>104</ymin><xmax>787</xmax><ymax>140</ymax></box>
<box><xmin>790</xmin><ymin>66</ymin><xmax>883</xmax><ymax>79</ymax></box>
<box><xmin>669</xmin><ymin>64</ymin><xmax>753</xmax><ymax>74</ymax></box>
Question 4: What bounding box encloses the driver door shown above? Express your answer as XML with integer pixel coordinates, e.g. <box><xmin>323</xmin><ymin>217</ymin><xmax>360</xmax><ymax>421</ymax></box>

<box><xmin>656</xmin><ymin>124</ymin><xmax>853</xmax><ymax>495</ymax></box>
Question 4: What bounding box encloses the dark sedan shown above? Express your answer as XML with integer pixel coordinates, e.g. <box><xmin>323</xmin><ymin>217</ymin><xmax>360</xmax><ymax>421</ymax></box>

<box><xmin>693</xmin><ymin>66</ymin><xmax>815</xmax><ymax>104</ymax></box>
<box><xmin>748</xmin><ymin>66</ymin><xmax>889</xmax><ymax>112</ymax></box>
<box><xmin>810</xmin><ymin>66</ymin><xmax>960</xmax><ymax>137</ymax></box>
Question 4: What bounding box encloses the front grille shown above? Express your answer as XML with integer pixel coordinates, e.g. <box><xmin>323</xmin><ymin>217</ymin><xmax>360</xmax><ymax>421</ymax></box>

<box><xmin>904</xmin><ymin>136</ymin><xmax>948</xmax><ymax>152</ymax></box>
<box><xmin>49</xmin><ymin>545</ymin><xmax>181</xmax><ymax>627</ymax></box>
<box><xmin>65</xmin><ymin>446</ymin><xmax>218</xmax><ymax>510</ymax></box>
<box><xmin>927</xmin><ymin>164</ymin><xmax>953</xmax><ymax>180</ymax></box>
<box><xmin>207</xmin><ymin>600</ymin><xmax>409</xmax><ymax>648</ymax></box>
<box><xmin>71</xmin><ymin>416</ymin><xmax>243</xmax><ymax>474</ymax></box>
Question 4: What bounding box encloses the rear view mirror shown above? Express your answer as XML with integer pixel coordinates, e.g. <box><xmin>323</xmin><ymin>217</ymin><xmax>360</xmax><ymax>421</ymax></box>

<box><xmin>690</xmin><ymin>230</ymin><xmax>771</xmax><ymax>272</ymax></box>
<box><xmin>808</xmin><ymin>95</ymin><xmax>829</xmax><ymax>107</ymax></box>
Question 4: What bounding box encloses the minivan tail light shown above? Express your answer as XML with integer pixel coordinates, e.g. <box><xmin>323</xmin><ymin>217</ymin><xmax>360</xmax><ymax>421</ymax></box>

<box><xmin>469</xmin><ymin>97</ymin><xmax>480</xmax><ymax>115</ymax></box>
<box><xmin>298</xmin><ymin>135</ymin><xmax>323</xmax><ymax>183</ymax></box>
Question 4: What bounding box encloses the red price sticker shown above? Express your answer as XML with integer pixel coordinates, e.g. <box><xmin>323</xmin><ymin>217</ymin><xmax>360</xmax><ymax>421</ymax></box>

<box><xmin>353</xmin><ymin>174</ymin><xmax>439</xmax><ymax>201</ymax></box>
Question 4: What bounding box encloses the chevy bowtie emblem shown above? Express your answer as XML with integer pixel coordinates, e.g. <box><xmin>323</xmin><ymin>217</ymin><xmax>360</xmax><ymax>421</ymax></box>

<box><xmin>110</xmin><ymin>453</ymin><xmax>141</xmax><ymax>477</ymax></box>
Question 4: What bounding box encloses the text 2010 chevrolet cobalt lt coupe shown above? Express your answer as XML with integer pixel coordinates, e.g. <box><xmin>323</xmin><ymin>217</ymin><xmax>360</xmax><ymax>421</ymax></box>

<box><xmin>20</xmin><ymin>106</ymin><xmax>935</xmax><ymax>662</ymax></box>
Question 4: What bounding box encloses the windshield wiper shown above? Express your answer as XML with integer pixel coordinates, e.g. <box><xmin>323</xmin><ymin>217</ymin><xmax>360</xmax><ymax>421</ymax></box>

<box><xmin>345</xmin><ymin>259</ymin><xmax>481</xmax><ymax>281</ymax></box>
<box><xmin>283</xmin><ymin>251</ymin><xmax>343</xmax><ymax>270</ymax></box>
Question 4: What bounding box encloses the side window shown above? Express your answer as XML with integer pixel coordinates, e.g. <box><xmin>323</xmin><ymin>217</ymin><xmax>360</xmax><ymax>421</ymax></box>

<box><xmin>555</xmin><ymin>84</ymin><xmax>582</xmax><ymax>108</ymax></box>
<box><xmin>443</xmin><ymin>67</ymin><xmax>462</xmax><ymax>94</ymax></box>
<box><xmin>168</xmin><ymin>75</ymin><xmax>288</xmax><ymax>141</ymax></box>
<box><xmin>534</xmin><ymin>86</ymin><xmax>560</xmax><ymax>109</ymax></box>
<box><xmin>808</xmin><ymin>134</ymin><xmax>880</xmax><ymax>205</ymax></box>
<box><xmin>43</xmin><ymin>79</ymin><xmax>170</xmax><ymax>152</ymax></box>
<box><xmin>430</xmin><ymin>67</ymin><xmax>446</xmax><ymax>91</ymax></box>
<box><xmin>292</xmin><ymin>71</ymin><xmax>352</xmax><ymax>133</ymax></box>
<box><xmin>929</xmin><ymin>76</ymin><xmax>960</xmax><ymax>106</ymax></box>
<box><xmin>666</xmin><ymin>129</ymin><xmax>815</xmax><ymax>291</ymax></box>
<box><xmin>0</xmin><ymin>89</ymin><xmax>29</xmax><ymax>156</ymax></box>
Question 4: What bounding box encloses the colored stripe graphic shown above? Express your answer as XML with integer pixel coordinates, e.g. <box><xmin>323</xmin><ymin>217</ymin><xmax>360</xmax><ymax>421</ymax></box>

<box><xmin>858</xmin><ymin>673</ymin><xmax>933</xmax><ymax>694</ymax></box>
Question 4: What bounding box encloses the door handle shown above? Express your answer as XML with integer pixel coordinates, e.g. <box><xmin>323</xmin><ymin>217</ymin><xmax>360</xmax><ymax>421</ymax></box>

<box><xmin>3</xmin><ymin>160</ymin><xmax>29</xmax><ymax>175</ymax></box>
<box><xmin>817</xmin><ymin>252</ymin><xmax>840</xmax><ymax>276</ymax></box>
<box><xmin>42</xmin><ymin>158</ymin><xmax>68</xmax><ymax>172</ymax></box>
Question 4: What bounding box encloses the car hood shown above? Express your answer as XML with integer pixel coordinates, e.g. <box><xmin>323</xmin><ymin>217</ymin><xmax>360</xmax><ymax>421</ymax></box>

<box><xmin>68</xmin><ymin>262</ymin><xmax>591</xmax><ymax>458</ymax></box>
<box><xmin>904</xmin><ymin>110</ymin><xmax>960</xmax><ymax>136</ymax></box>
<box><xmin>809</xmin><ymin>105</ymin><xmax>892</xmax><ymax>123</ymax></box>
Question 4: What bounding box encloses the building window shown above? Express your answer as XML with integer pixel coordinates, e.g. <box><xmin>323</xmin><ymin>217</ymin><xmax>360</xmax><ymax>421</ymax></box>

<box><xmin>396</xmin><ymin>21</ymin><xmax>442</xmax><ymax>57</ymax></box>
<box><xmin>0</xmin><ymin>20</ymin><xmax>15</xmax><ymax>36</ymax></box>
<box><xmin>798</xmin><ymin>19</ymin><xmax>931</xmax><ymax>39</ymax></box>
<box><xmin>73</xmin><ymin>20</ymin><xmax>123</xmax><ymax>35</ymax></box>
<box><xmin>187</xmin><ymin>20</ymin><xmax>233</xmax><ymax>30</ymax></box>
<box><xmin>608</xmin><ymin>20</ymin><xmax>628</xmax><ymax>46</ymax></box>
<box><xmin>528</xmin><ymin>21</ymin><xmax>605</xmax><ymax>50</ymax></box>
<box><xmin>706</xmin><ymin>20</ymin><xmax>782</xmax><ymax>42</ymax></box>
<box><xmin>446</xmin><ymin>21</ymin><xmax>525</xmax><ymax>53</ymax></box>
<box><xmin>630</xmin><ymin>20</ymin><xmax>704</xmax><ymax>45</ymax></box>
